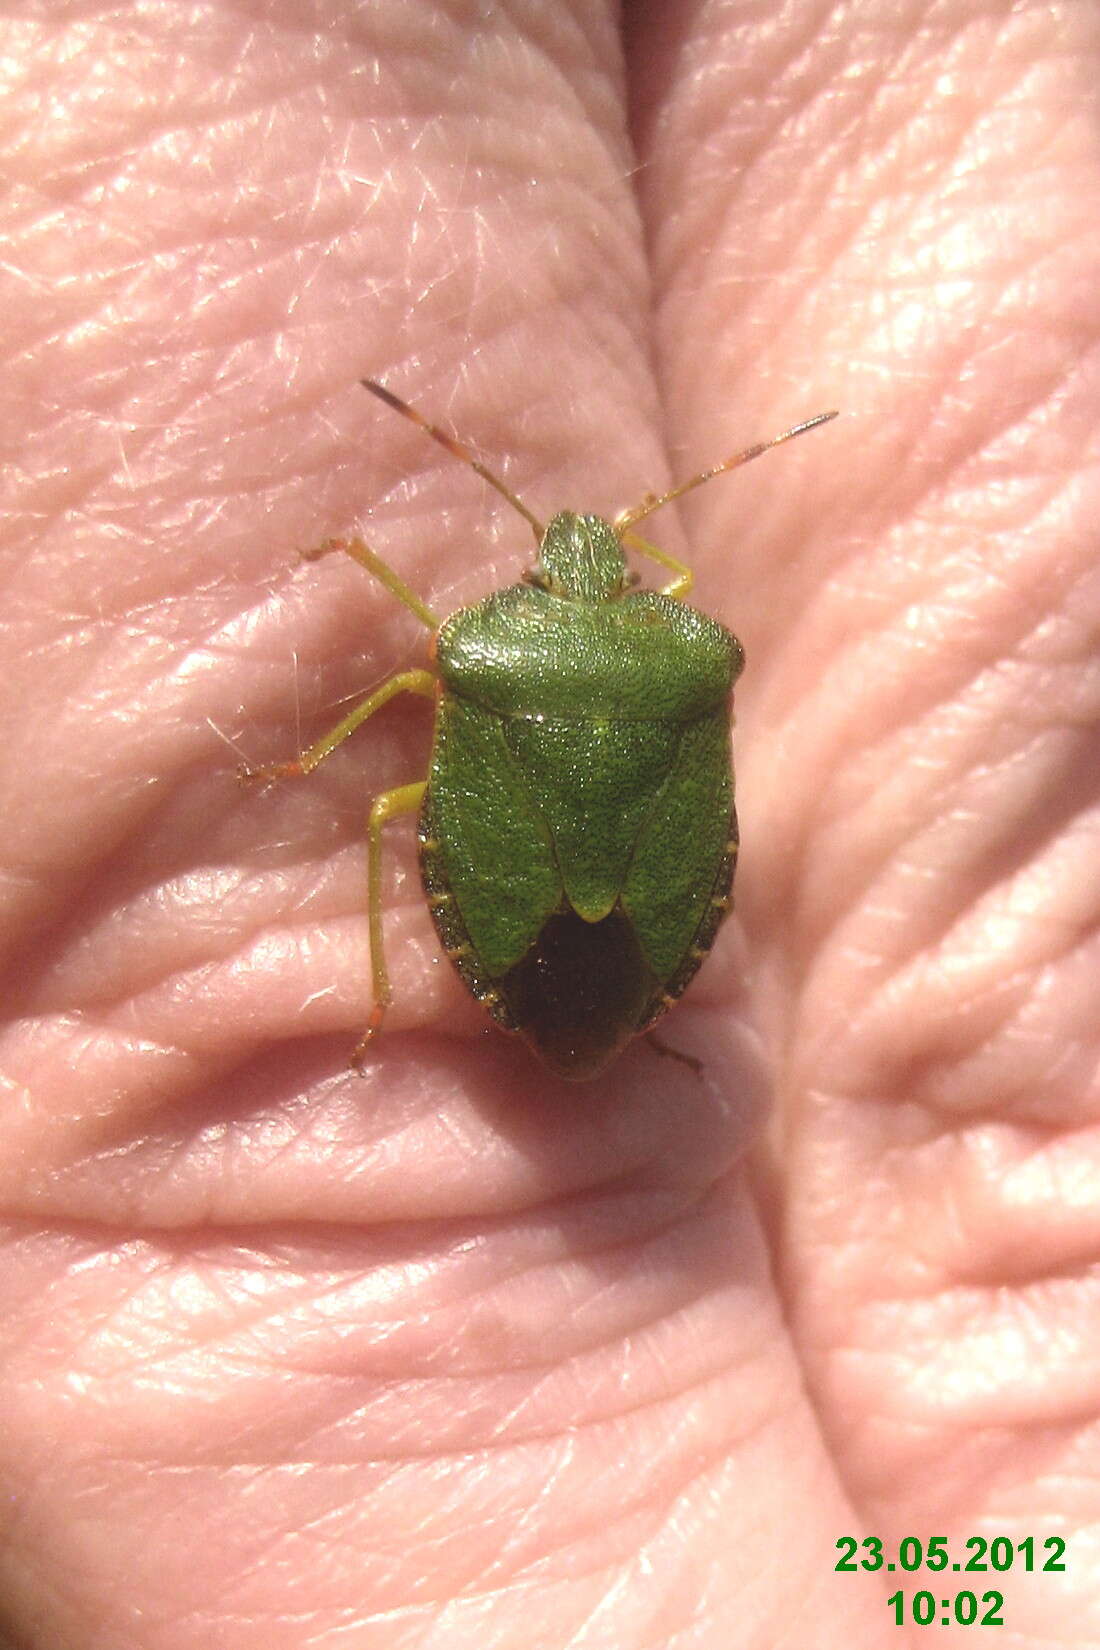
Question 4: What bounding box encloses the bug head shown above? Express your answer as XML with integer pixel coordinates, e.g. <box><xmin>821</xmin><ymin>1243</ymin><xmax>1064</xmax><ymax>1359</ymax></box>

<box><xmin>359</xmin><ymin>380</ymin><xmax>839</xmax><ymax>600</ymax></box>
<box><xmin>527</xmin><ymin>512</ymin><xmax>631</xmax><ymax>602</ymax></box>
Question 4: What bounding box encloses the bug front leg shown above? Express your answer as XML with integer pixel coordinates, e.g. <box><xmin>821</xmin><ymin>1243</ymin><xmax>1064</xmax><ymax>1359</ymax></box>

<box><xmin>238</xmin><ymin>669</ymin><xmax>436</xmax><ymax>783</ymax></box>
<box><xmin>615</xmin><ymin>524</ymin><xmax>694</xmax><ymax>600</ymax></box>
<box><xmin>353</xmin><ymin>780</ymin><xmax>428</xmax><ymax>1070</ymax></box>
<box><xmin>303</xmin><ymin>535</ymin><xmax>439</xmax><ymax>630</ymax></box>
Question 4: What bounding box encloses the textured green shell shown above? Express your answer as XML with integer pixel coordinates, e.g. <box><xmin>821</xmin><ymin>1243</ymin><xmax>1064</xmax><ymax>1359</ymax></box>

<box><xmin>417</xmin><ymin>512</ymin><xmax>744</xmax><ymax>1079</ymax></box>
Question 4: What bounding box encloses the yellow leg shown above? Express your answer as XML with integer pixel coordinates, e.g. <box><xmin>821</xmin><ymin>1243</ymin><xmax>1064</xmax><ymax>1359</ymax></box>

<box><xmin>352</xmin><ymin>780</ymin><xmax>428</xmax><ymax>1069</ymax></box>
<box><xmin>238</xmin><ymin>669</ymin><xmax>435</xmax><ymax>783</ymax></box>
<box><xmin>615</xmin><ymin>524</ymin><xmax>693</xmax><ymax>600</ymax></box>
<box><xmin>302</xmin><ymin>534</ymin><xmax>440</xmax><ymax>630</ymax></box>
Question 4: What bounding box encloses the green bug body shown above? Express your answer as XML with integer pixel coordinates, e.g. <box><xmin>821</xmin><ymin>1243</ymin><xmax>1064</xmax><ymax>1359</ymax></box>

<box><xmin>419</xmin><ymin>511</ymin><xmax>743</xmax><ymax>1079</ymax></box>
<box><xmin>240</xmin><ymin>381</ymin><xmax>835</xmax><ymax>1080</ymax></box>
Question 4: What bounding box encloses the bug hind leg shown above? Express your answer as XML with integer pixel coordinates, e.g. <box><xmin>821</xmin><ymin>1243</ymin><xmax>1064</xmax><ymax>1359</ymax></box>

<box><xmin>645</xmin><ymin>1031</ymin><xmax>704</xmax><ymax>1077</ymax></box>
<box><xmin>351</xmin><ymin>779</ymin><xmax>427</xmax><ymax>1071</ymax></box>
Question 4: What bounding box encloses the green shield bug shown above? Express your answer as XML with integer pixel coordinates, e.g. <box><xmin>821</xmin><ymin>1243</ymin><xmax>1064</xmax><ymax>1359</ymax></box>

<box><xmin>242</xmin><ymin>381</ymin><xmax>836</xmax><ymax>1079</ymax></box>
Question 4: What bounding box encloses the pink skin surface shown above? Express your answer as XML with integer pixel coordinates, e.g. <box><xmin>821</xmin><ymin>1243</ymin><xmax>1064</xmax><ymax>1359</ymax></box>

<box><xmin>2</xmin><ymin>1</ymin><xmax>1099</xmax><ymax>1646</ymax></box>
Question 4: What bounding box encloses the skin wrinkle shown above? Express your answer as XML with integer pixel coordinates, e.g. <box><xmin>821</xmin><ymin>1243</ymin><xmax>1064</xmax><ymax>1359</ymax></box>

<box><xmin>802</xmin><ymin>706</ymin><xmax>1100</xmax><ymax>1012</ymax></box>
<box><xmin>37</xmin><ymin>1274</ymin><xmax>755</xmax><ymax>1468</ymax></box>
<box><xmin>815</xmin><ymin>695</ymin><xmax>1096</xmax><ymax>974</ymax></box>
<box><xmin>749</xmin><ymin>457</ymin><xmax>1100</xmax><ymax>972</ymax></box>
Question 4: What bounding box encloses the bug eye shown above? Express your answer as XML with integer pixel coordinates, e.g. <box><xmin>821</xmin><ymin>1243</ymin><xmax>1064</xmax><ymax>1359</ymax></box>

<box><xmin>524</xmin><ymin>568</ymin><xmax>551</xmax><ymax>589</ymax></box>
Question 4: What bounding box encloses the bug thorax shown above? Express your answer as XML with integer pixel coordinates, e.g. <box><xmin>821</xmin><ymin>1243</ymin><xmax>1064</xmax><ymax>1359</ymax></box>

<box><xmin>528</xmin><ymin>512</ymin><xmax>630</xmax><ymax>602</ymax></box>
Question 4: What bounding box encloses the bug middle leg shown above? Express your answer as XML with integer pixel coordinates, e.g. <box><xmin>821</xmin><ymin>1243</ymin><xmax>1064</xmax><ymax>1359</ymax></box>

<box><xmin>352</xmin><ymin>779</ymin><xmax>428</xmax><ymax>1069</ymax></box>
<box><xmin>238</xmin><ymin>669</ymin><xmax>436</xmax><ymax>783</ymax></box>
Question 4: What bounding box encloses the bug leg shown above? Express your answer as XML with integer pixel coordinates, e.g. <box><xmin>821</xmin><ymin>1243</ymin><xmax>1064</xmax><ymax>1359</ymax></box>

<box><xmin>302</xmin><ymin>535</ymin><xmax>440</xmax><ymax>630</ymax></box>
<box><xmin>615</xmin><ymin>525</ymin><xmax>694</xmax><ymax>600</ymax></box>
<box><xmin>238</xmin><ymin>669</ymin><xmax>436</xmax><ymax>783</ymax></box>
<box><xmin>352</xmin><ymin>779</ymin><xmax>428</xmax><ymax>1071</ymax></box>
<box><xmin>646</xmin><ymin>1031</ymin><xmax>704</xmax><ymax>1078</ymax></box>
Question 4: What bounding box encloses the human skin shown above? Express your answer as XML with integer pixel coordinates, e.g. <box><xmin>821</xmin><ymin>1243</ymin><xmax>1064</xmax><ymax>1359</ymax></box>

<box><xmin>2</xmin><ymin>1</ymin><xmax>1099</xmax><ymax>1646</ymax></box>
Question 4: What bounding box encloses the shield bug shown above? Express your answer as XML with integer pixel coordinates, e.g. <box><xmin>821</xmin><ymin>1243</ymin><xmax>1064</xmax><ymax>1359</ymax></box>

<box><xmin>241</xmin><ymin>381</ymin><xmax>836</xmax><ymax>1079</ymax></box>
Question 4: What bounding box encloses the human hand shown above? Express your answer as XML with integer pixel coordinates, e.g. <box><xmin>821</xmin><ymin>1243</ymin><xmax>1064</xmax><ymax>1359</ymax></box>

<box><xmin>1</xmin><ymin>3</ymin><xmax>1095</xmax><ymax>1646</ymax></box>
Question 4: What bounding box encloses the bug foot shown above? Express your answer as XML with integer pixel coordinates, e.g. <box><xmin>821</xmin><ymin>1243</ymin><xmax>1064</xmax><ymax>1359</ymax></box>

<box><xmin>350</xmin><ymin>1006</ymin><xmax>386</xmax><ymax>1074</ymax></box>
<box><xmin>298</xmin><ymin>535</ymin><xmax>348</xmax><ymax>565</ymax></box>
<box><xmin>237</xmin><ymin>759</ymin><xmax>306</xmax><ymax>786</ymax></box>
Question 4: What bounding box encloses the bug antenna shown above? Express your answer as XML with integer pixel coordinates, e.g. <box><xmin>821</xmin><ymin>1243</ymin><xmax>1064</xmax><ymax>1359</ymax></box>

<box><xmin>616</xmin><ymin>409</ymin><xmax>839</xmax><ymax>532</ymax></box>
<box><xmin>361</xmin><ymin>379</ymin><xmax>546</xmax><ymax>544</ymax></box>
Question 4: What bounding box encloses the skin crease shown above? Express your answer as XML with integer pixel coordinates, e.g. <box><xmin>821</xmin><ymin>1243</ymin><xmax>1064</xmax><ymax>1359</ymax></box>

<box><xmin>1</xmin><ymin>0</ymin><xmax>1099</xmax><ymax>1643</ymax></box>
